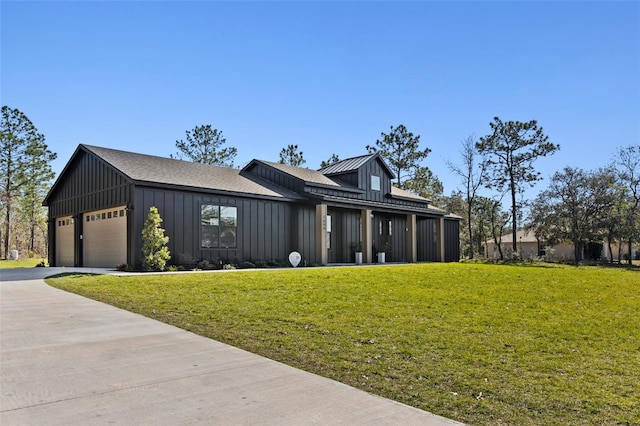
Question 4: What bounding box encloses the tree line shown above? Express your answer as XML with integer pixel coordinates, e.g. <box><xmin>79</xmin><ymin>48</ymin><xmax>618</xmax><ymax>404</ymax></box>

<box><xmin>444</xmin><ymin>121</ymin><xmax>638</xmax><ymax>265</ymax></box>
<box><xmin>2</xmin><ymin>107</ymin><xmax>637</xmax><ymax>265</ymax></box>
<box><xmin>1</xmin><ymin>106</ymin><xmax>56</xmax><ymax>260</ymax></box>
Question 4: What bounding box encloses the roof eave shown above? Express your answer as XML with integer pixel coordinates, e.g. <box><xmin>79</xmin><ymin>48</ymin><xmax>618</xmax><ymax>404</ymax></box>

<box><xmin>132</xmin><ymin>180</ymin><xmax>306</xmax><ymax>202</ymax></box>
<box><xmin>311</xmin><ymin>194</ymin><xmax>447</xmax><ymax>216</ymax></box>
<box><xmin>304</xmin><ymin>182</ymin><xmax>364</xmax><ymax>194</ymax></box>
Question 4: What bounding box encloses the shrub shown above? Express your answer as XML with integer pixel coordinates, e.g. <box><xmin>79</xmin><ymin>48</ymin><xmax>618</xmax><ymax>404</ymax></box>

<box><xmin>197</xmin><ymin>260</ymin><xmax>217</xmax><ymax>270</ymax></box>
<box><xmin>238</xmin><ymin>261</ymin><xmax>256</xmax><ymax>269</ymax></box>
<box><xmin>141</xmin><ymin>206</ymin><xmax>171</xmax><ymax>272</ymax></box>
<box><xmin>175</xmin><ymin>253</ymin><xmax>197</xmax><ymax>269</ymax></box>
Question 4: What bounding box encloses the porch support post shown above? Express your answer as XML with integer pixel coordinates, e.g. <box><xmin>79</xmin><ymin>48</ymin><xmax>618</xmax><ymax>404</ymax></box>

<box><xmin>436</xmin><ymin>216</ymin><xmax>446</xmax><ymax>262</ymax></box>
<box><xmin>407</xmin><ymin>214</ymin><xmax>417</xmax><ymax>263</ymax></box>
<box><xmin>316</xmin><ymin>204</ymin><xmax>328</xmax><ymax>265</ymax></box>
<box><xmin>361</xmin><ymin>209</ymin><xmax>372</xmax><ymax>264</ymax></box>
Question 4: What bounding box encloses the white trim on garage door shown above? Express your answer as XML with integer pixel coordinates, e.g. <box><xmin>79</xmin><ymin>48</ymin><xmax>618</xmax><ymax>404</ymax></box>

<box><xmin>55</xmin><ymin>216</ymin><xmax>75</xmax><ymax>267</ymax></box>
<box><xmin>83</xmin><ymin>207</ymin><xmax>127</xmax><ymax>268</ymax></box>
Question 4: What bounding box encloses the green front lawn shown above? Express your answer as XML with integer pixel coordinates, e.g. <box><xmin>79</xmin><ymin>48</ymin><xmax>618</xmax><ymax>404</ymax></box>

<box><xmin>47</xmin><ymin>263</ymin><xmax>640</xmax><ymax>425</ymax></box>
<box><xmin>0</xmin><ymin>259</ymin><xmax>46</xmax><ymax>268</ymax></box>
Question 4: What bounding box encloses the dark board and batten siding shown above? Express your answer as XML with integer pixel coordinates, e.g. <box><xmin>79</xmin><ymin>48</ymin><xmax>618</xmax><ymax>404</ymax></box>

<box><xmin>444</xmin><ymin>219</ymin><xmax>460</xmax><ymax>262</ymax></box>
<box><xmin>245</xmin><ymin>163</ymin><xmax>307</xmax><ymax>194</ymax></box>
<box><xmin>327</xmin><ymin>208</ymin><xmax>361</xmax><ymax>264</ymax></box>
<box><xmin>417</xmin><ymin>218</ymin><xmax>438</xmax><ymax>262</ymax></box>
<box><xmin>292</xmin><ymin>205</ymin><xmax>317</xmax><ymax>265</ymax></box>
<box><xmin>358</xmin><ymin>158</ymin><xmax>391</xmax><ymax>203</ymax></box>
<box><xmin>47</xmin><ymin>151</ymin><xmax>131</xmax><ymax>218</ymax></box>
<box><xmin>133</xmin><ymin>187</ymin><xmax>296</xmax><ymax>267</ymax></box>
<box><xmin>331</xmin><ymin>173</ymin><xmax>359</xmax><ymax>188</ymax></box>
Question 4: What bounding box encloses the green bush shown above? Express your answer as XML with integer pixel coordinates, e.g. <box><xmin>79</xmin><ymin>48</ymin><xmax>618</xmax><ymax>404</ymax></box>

<box><xmin>197</xmin><ymin>260</ymin><xmax>215</xmax><ymax>270</ymax></box>
<box><xmin>141</xmin><ymin>206</ymin><xmax>171</xmax><ymax>272</ymax></box>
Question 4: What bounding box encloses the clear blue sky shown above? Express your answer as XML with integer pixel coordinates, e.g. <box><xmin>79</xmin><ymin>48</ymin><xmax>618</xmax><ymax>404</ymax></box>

<box><xmin>2</xmin><ymin>1</ymin><xmax>639</xmax><ymax>200</ymax></box>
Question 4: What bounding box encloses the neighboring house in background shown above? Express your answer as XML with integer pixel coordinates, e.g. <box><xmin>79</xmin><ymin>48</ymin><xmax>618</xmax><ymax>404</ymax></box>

<box><xmin>485</xmin><ymin>229</ymin><xmax>636</xmax><ymax>262</ymax></box>
<box><xmin>484</xmin><ymin>229</ymin><xmax>573</xmax><ymax>260</ymax></box>
<box><xmin>44</xmin><ymin>145</ymin><xmax>460</xmax><ymax>268</ymax></box>
<box><xmin>602</xmin><ymin>242</ymin><xmax>637</xmax><ymax>262</ymax></box>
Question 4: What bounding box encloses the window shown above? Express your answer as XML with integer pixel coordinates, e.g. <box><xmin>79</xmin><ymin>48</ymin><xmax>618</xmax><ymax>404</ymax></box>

<box><xmin>201</xmin><ymin>204</ymin><xmax>237</xmax><ymax>249</ymax></box>
<box><xmin>371</xmin><ymin>175</ymin><xmax>381</xmax><ymax>191</ymax></box>
<box><xmin>326</xmin><ymin>215</ymin><xmax>332</xmax><ymax>249</ymax></box>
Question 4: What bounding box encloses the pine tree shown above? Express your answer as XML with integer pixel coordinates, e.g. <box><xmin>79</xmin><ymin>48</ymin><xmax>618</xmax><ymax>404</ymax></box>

<box><xmin>1</xmin><ymin>105</ymin><xmax>56</xmax><ymax>258</ymax></box>
<box><xmin>279</xmin><ymin>144</ymin><xmax>306</xmax><ymax>167</ymax></box>
<box><xmin>141</xmin><ymin>206</ymin><xmax>171</xmax><ymax>271</ymax></box>
<box><xmin>171</xmin><ymin>124</ymin><xmax>236</xmax><ymax>167</ymax></box>
<box><xmin>476</xmin><ymin>117</ymin><xmax>559</xmax><ymax>254</ymax></box>
<box><xmin>366</xmin><ymin>124</ymin><xmax>438</xmax><ymax>197</ymax></box>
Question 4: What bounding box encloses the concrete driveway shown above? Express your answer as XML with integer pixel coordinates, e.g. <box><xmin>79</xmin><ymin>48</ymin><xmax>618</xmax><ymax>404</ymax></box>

<box><xmin>0</xmin><ymin>268</ymin><xmax>463</xmax><ymax>425</ymax></box>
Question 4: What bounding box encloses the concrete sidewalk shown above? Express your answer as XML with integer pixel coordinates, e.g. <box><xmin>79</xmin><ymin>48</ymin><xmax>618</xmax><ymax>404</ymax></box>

<box><xmin>1</xmin><ymin>274</ymin><xmax>463</xmax><ymax>425</ymax></box>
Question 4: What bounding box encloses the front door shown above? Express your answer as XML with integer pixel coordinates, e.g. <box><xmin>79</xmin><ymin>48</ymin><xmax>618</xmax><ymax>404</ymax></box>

<box><xmin>374</xmin><ymin>214</ymin><xmax>392</xmax><ymax>262</ymax></box>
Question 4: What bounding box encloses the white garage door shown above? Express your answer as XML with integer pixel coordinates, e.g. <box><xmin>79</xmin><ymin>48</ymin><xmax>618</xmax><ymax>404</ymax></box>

<box><xmin>83</xmin><ymin>207</ymin><xmax>127</xmax><ymax>268</ymax></box>
<box><xmin>55</xmin><ymin>216</ymin><xmax>75</xmax><ymax>267</ymax></box>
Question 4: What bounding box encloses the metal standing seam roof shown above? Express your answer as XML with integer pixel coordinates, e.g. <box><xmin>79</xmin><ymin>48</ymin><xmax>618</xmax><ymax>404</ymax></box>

<box><xmin>318</xmin><ymin>154</ymin><xmax>375</xmax><ymax>175</ymax></box>
<box><xmin>81</xmin><ymin>145</ymin><xmax>305</xmax><ymax>200</ymax></box>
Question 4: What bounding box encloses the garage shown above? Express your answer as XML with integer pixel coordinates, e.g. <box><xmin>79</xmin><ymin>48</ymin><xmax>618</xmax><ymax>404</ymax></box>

<box><xmin>83</xmin><ymin>207</ymin><xmax>127</xmax><ymax>268</ymax></box>
<box><xmin>55</xmin><ymin>216</ymin><xmax>75</xmax><ymax>266</ymax></box>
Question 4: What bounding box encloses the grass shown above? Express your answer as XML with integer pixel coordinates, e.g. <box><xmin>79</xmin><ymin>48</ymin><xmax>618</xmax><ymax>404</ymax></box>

<box><xmin>0</xmin><ymin>258</ymin><xmax>46</xmax><ymax>268</ymax></box>
<box><xmin>47</xmin><ymin>263</ymin><xmax>640</xmax><ymax>425</ymax></box>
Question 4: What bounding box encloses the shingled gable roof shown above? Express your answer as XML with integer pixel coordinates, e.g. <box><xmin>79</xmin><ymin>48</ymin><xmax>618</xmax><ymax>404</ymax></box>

<box><xmin>46</xmin><ymin>145</ymin><xmax>304</xmax><ymax>202</ymax></box>
<box><xmin>390</xmin><ymin>186</ymin><xmax>430</xmax><ymax>203</ymax></box>
<box><xmin>242</xmin><ymin>160</ymin><xmax>361</xmax><ymax>191</ymax></box>
<box><xmin>318</xmin><ymin>153</ymin><xmax>395</xmax><ymax>178</ymax></box>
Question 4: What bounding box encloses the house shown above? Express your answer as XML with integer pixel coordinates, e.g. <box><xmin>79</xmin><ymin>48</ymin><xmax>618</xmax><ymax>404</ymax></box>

<box><xmin>484</xmin><ymin>229</ymin><xmax>550</xmax><ymax>260</ymax></box>
<box><xmin>43</xmin><ymin>145</ymin><xmax>460</xmax><ymax>268</ymax></box>
<box><xmin>484</xmin><ymin>229</ymin><xmax>616</xmax><ymax>261</ymax></box>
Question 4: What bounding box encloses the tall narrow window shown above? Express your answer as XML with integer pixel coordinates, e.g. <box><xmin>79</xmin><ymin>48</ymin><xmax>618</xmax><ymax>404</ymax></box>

<box><xmin>326</xmin><ymin>215</ymin><xmax>332</xmax><ymax>249</ymax></box>
<box><xmin>201</xmin><ymin>204</ymin><xmax>237</xmax><ymax>248</ymax></box>
<box><xmin>371</xmin><ymin>175</ymin><xmax>381</xmax><ymax>191</ymax></box>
